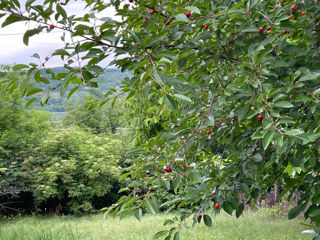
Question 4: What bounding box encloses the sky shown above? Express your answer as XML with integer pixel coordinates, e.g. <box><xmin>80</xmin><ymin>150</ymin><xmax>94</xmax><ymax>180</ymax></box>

<box><xmin>0</xmin><ymin>1</ymin><xmax>118</xmax><ymax>68</ymax></box>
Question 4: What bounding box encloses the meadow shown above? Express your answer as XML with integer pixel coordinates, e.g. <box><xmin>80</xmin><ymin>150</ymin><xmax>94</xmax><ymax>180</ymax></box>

<box><xmin>0</xmin><ymin>212</ymin><xmax>312</xmax><ymax>240</ymax></box>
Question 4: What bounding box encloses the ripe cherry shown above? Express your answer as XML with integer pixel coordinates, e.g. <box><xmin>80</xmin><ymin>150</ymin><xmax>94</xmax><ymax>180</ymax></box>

<box><xmin>207</xmin><ymin>130</ymin><xmax>212</xmax><ymax>135</ymax></box>
<box><xmin>214</xmin><ymin>203</ymin><xmax>220</xmax><ymax>209</ymax></box>
<box><xmin>275</xmin><ymin>4</ymin><xmax>279</xmax><ymax>8</ymax></box>
<box><xmin>184</xmin><ymin>11</ymin><xmax>191</xmax><ymax>18</ymax></box>
<box><xmin>45</xmin><ymin>57</ymin><xmax>49</xmax><ymax>61</ymax></box>
<box><xmin>181</xmin><ymin>163</ymin><xmax>186</xmax><ymax>168</ymax></box>
<box><xmin>301</xmin><ymin>12</ymin><xmax>305</xmax><ymax>15</ymax></box>
<box><xmin>228</xmin><ymin>67</ymin><xmax>231</xmax><ymax>72</ymax></box>
<box><xmin>258</xmin><ymin>115</ymin><xmax>264</xmax><ymax>120</ymax></box>
<box><xmin>298</xmin><ymin>10</ymin><xmax>302</xmax><ymax>13</ymax></box>
<box><xmin>60</xmin><ymin>2</ymin><xmax>66</xmax><ymax>5</ymax></box>
<box><xmin>289</xmin><ymin>14</ymin><xmax>294</xmax><ymax>19</ymax></box>
<box><xmin>277</xmin><ymin>34</ymin><xmax>281</xmax><ymax>38</ymax></box>
<box><xmin>258</xmin><ymin>27</ymin><xmax>264</xmax><ymax>32</ymax></box>
<box><xmin>197</xmin><ymin>215</ymin><xmax>202</xmax><ymax>220</ymax></box>
<box><xmin>290</xmin><ymin>5</ymin><xmax>296</xmax><ymax>10</ymax></box>
<box><xmin>143</xmin><ymin>18</ymin><xmax>148</xmax><ymax>23</ymax></box>
<box><xmin>166</xmin><ymin>20</ymin><xmax>172</xmax><ymax>25</ymax></box>
<box><xmin>216</xmin><ymin>122</ymin><xmax>220</xmax><ymax>126</ymax></box>
<box><xmin>180</xmin><ymin>173</ymin><xmax>185</xmax><ymax>176</ymax></box>
<box><xmin>49</xmin><ymin>24</ymin><xmax>55</xmax><ymax>29</ymax></box>
<box><xmin>199</xmin><ymin>130</ymin><xmax>203</xmax><ymax>135</ymax></box>
<box><xmin>151</xmin><ymin>9</ymin><xmax>156</xmax><ymax>14</ymax></box>
<box><xmin>267</xmin><ymin>27</ymin><xmax>271</xmax><ymax>33</ymax></box>
<box><xmin>129</xmin><ymin>0</ymin><xmax>133</xmax><ymax>2</ymax></box>
<box><xmin>165</xmin><ymin>167</ymin><xmax>172</xmax><ymax>173</ymax></box>
<box><xmin>204</xmin><ymin>25</ymin><xmax>208</xmax><ymax>30</ymax></box>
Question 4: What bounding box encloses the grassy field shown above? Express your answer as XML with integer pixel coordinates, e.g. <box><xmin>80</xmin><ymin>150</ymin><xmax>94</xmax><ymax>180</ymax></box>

<box><xmin>0</xmin><ymin>212</ymin><xmax>312</xmax><ymax>240</ymax></box>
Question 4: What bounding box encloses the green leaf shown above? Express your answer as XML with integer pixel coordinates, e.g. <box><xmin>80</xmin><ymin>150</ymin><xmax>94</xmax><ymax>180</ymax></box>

<box><xmin>299</xmin><ymin>72</ymin><xmax>320</xmax><ymax>82</ymax></box>
<box><xmin>189</xmin><ymin>171</ymin><xmax>201</xmax><ymax>183</ymax></box>
<box><xmin>263</xmin><ymin>131</ymin><xmax>275</xmax><ymax>150</ymax></box>
<box><xmin>286</xmin><ymin>129</ymin><xmax>304</xmax><ymax>136</ymax></box>
<box><xmin>262</xmin><ymin>119</ymin><xmax>272</xmax><ymax>129</ymax></box>
<box><xmin>237</xmin><ymin>105</ymin><xmax>249</xmax><ymax>121</ymax></box>
<box><xmin>153</xmin><ymin>70</ymin><xmax>164</xmax><ymax>85</ymax></box>
<box><xmin>12</xmin><ymin>64</ymin><xmax>29</xmax><ymax>71</ymax></box>
<box><xmin>173</xmin><ymin>231</ymin><xmax>180</xmax><ymax>240</ymax></box>
<box><xmin>274</xmin><ymin>101</ymin><xmax>294</xmax><ymax>108</ymax></box>
<box><xmin>175</xmin><ymin>14</ymin><xmax>189</xmax><ymax>22</ymax></box>
<box><xmin>23</xmin><ymin>28</ymin><xmax>41</xmax><ymax>46</ymax></box>
<box><xmin>241</xmin><ymin>26</ymin><xmax>259</xmax><ymax>33</ymax></box>
<box><xmin>223</xmin><ymin>202</ymin><xmax>233</xmax><ymax>215</ymax></box>
<box><xmin>68</xmin><ymin>86</ymin><xmax>79</xmax><ymax>99</ymax></box>
<box><xmin>134</xmin><ymin>208</ymin><xmax>142</xmax><ymax>221</ymax></box>
<box><xmin>2</xmin><ymin>13</ymin><xmax>22</xmax><ymax>28</ymax></box>
<box><xmin>165</xmin><ymin>95</ymin><xmax>177</xmax><ymax>110</ymax></box>
<box><xmin>236</xmin><ymin>203</ymin><xmax>244</xmax><ymax>218</ymax></box>
<box><xmin>203</xmin><ymin>214</ymin><xmax>212</xmax><ymax>227</ymax></box>
<box><xmin>173</xmin><ymin>94</ymin><xmax>192</xmax><ymax>103</ymax></box>
<box><xmin>288</xmin><ymin>203</ymin><xmax>306</xmax><ymax>219</ymax></box>
<box><xmin>153</xmin><ymin>230</ymin><xmax>168</xmax><ymax>240</ymax></box>
<box><xmin>145</xmin><ymin>198</ymin><xmax>159</xmax><ymax>215</ymax></box>
<box><xmin>25</xmin><ymin>97</ymin><xmax>37</xmax><ymax>108</ymax></box>
<box><xmin>90</xmin><ymin>88</ymin><xmax>105</xmax><ymax>100</ymax></box>
<box><xmin>56</xmin><ymin>3</ymin><xmax>67</xmax><ymax>19</ymax></box>
<box><xmin>164</xmin><ymin>219</ymin><xmax>175</xmax><ymax>226</ymax></box>
<box><xmin>185</xmin><ymin>6</ymin><xmax>200</xmax><ymax>14</ymax></box>
<box><xmin>26</xmin><ymin>87</ymin><xmax>43</xmax><ymax>96</ymax></box>
<box><xmin>240</xmin><ymin>183</ymin><xmax>249</xmax><ymax>194</ymax></box>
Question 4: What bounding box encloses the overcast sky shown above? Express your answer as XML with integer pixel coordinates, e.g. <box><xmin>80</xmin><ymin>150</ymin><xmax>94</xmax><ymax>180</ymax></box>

<box><xmin>0</xmin><ymin>1</ymin><xmax>118</xmax><ymax>68</ymax></box>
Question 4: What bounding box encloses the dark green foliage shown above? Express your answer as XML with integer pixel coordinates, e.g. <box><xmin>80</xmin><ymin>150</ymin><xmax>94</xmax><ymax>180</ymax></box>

<box><xmin>0</xmin><ymin>0</ymin><xmax>320</xmax><ymax>238</ymax></box>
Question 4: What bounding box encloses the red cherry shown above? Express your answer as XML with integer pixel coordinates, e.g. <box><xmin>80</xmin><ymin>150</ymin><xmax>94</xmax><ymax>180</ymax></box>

<box><xmin>267</xmin><ymin>27</ymin><xmax>271</xmax><ymax>33</ymax></box>
<box><xmin>207</xmin><ymin>130</ymin><xmax>212</xmax><ymax>135</ymax></box>
<box><xmin>289</xmin><ymin>14</ymin><xmax>294</xmax><ymax>19</ymax></box>
<box><xmin>214</xmin><ymin>203</ymin><xmax>220</xmax><ymax>209</ymax></box>
<box><xmin>181</xmin><ymin>163</ymin><xmax>186</xmax><ymax>168</ymax></box>
<box><xmin>45</xmin><ymin>57</ymin><xmax>49</xmax><ymax>61</ymax></box>
<box><xmin>301</xmin><ymin>12</ymin><xmax>305</xmax><ymax>15</ymax></box>
<box><xmin>180</xmin><ymin>173</ymin><xmax>185</xmax><ymax>176</ymax></box>
<box><xmin>275</xmin><ymin>4</ymin><xmax>279</xmax><ymax>8</ymax></box>
<box><xmin>165</xmin><ymin>167</ymin><xmax>172</xmax><ymax>173</ymax></box>
<box><xmin>151</xmin><ymin>9</ymin><xmax>156</xmax><ymax>14</ymax></box>
<box><xmin>204</xmin><ymin>25</ymin><xmax>208</xmax><ymax>30</ymax></box>
<box><xmin>184</xmin><ymin>11</ymin><xmax>191</xmax><ymax>18</ymax></box>
<box><xmin>284</xmin><ymin>30</ymin><xmax>290</xmax><ymax>34</ymax></box>
<box><xmin>143</xmin><ymin>19</ymin><xmax>148</xmax><ymax>23</ymax></box>
<box><xmin>228</xmin><ymin>67</ymin><xmax>231</xmax><ymax>72</ymax></box>
<box><xmin>258</xmin><ymin>27</ymin><xmax>264</xmax><ymax>32</ymax></box>
<box><xmin>136</xmin><ymin>194</ymin><xmax>140</xmax><ymax>197</ymax></box>
<box><xmin>129</xmin><ymin>0</ymin><xmax>133</xmax><ymax>2</ymax></box>
<box><xmin>60</xmin><ymin>2</ymin><xmax>66</xmax><ymax>5</ymax></box>
<box><xmin>49</xmin><ymin>24</ymin><xmax>55</xmax><ymax>29</ymax></box>
<box><xmin>166</xmin><ymin>20</ymin><xmax>172</xmax><ymax>25</ymax></box>
<box><xmin>216</xmin><ymin>122</ymin><xmax>220</xmax><ymax>126</ymax></box>
<box><xmin>298</xmin><ymin>10</ymin><xmax>302</xmax><ymax>13</ymax></box>
<box><xmin>290</xmin><ymin>5</ymin><xmax>296</xmax><ymax>10</ymax></box>
<box><xmin>199</xmin><ymin>130</ymin><xmax>203</xmax><ymax>135</ymax></box>
<box><xmin>258</xmin><ymin>115</ymin><xmax>264</xmax><ymax>120</ymax></box>
<box><xmin>277</xmin><ymin>34</ymin><xmax>281</xmax><ymax>38</ymax></box>
<box><xmin>197</xmin><ymin>215</ymin><xmax>202</xmax><ymax>220</ymax></box>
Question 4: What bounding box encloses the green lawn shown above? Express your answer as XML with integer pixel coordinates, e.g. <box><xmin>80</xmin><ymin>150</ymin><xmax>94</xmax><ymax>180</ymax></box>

<box><xmin>0</xmin><ymin>212</ymin><xmax>312</xmax><ymax>240</ymax></box>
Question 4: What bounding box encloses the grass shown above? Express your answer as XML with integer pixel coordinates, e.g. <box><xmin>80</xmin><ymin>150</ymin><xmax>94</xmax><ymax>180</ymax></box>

<box><xmin>0</xmin><ymin>212</ymin><xmax>312</xmax><ymax>240</ymax></box>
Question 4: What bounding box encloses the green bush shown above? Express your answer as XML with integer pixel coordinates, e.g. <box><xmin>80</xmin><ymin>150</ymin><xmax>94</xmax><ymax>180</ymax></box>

<box><xmin>22</xmin><ymin>126</ymin><xmax>123</xmax><ymax>213</ymax></box>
